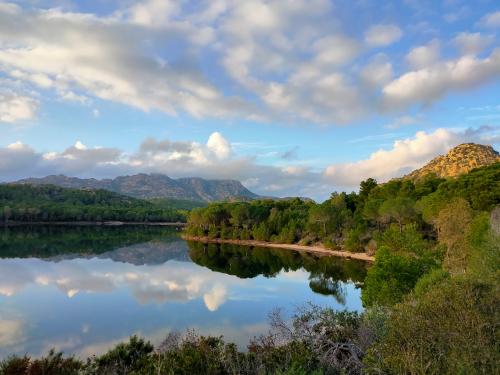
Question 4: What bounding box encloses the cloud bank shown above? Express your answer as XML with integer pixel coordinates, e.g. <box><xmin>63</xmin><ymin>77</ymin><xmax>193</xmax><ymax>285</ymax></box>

<box><xmin>1</xmin><ymin>127</ymin><xmax>498</xmax><ymax>199</ymax></box>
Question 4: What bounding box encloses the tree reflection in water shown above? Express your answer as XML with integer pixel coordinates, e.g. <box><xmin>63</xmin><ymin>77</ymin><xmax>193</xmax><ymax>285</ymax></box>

<box><xmin>188</xmin><ymin>241</ymin><xmax>367</xmax><ymax>304</ymax></box>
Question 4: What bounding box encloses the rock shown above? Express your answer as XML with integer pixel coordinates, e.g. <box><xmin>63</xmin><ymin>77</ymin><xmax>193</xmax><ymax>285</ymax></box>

<box><xmin>406</xmin><ymin>143</ymin><xmax>500</xmax><ymax>180</ymax></box>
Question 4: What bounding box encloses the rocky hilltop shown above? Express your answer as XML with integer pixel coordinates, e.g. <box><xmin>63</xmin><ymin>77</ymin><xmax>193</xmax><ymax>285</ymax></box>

<box><xmin>406</xmin><ymin>143</ymin><xmax>500</xmax><ymax>180</ymax></box>
<box><xmin>13</xmin><ymin>174</ymin><xmax>259</xmax><ymax>202</ymax></box>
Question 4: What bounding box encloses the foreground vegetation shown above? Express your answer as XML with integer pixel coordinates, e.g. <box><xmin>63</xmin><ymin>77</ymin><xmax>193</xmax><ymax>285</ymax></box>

<box><xmin>0</xmin><ymin>184</ymin><xmax>187</xmax><ymax>223</ymax></box>
<box><xmin>1</xmin><ymin>163</ymin><xmax>499</xmax><ymax>374</ymax></box>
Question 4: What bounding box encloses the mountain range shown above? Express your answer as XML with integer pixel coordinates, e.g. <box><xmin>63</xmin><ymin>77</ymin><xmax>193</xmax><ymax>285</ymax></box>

<box><xmin>9</xmin><ymin>143</ymin><xmax>499</xmax><ymax>202</ymax></box>
<box><xmin>13</xmin><ymin>174</ymin><xmax>259</xmax><ymax>202</ymax></box>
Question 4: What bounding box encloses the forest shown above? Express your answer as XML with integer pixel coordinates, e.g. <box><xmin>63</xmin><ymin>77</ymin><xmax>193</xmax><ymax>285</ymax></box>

<box><xmin>1</xmin><ymin>164</ymin><xmax>499</xmax><ymax>374</ymax></box>
<box><xmin>185</xmin><ymin>162</ymin><xmax>499</xmax><ymax>251</ymax></box>
<box><xmin>0</xmin><ymin>184</ymin><xmax>187</xmax><ymax>223</ymax></box>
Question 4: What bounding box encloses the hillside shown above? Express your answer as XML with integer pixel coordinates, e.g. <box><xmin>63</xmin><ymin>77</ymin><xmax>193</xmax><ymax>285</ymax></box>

<box><xmin>406</xmin><ymin>143</ymin><xmax>500</xmax><ymax>180</ymax></box>
<box><xmin>12</xmin><ymin>173</ymin><xmax>259</xmax><ymax>202</ymax></box>
<box><xmin>0</xmin><ymin>184</ymin><xmax>185</xmax><ymax>223</ymax></box>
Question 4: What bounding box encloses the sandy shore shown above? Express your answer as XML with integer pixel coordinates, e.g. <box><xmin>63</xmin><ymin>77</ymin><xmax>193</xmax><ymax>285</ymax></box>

<box><xmin>182</xmin><ymin>235</ymin><xmax>374</xmax><ymax>262</ymax></box>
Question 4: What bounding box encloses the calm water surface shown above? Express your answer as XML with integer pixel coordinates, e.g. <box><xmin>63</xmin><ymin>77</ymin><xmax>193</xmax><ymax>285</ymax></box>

<box><xmin>0</xmin><ymin>226</ymin><xmax>367</xmax><ymax>359</ymax></box>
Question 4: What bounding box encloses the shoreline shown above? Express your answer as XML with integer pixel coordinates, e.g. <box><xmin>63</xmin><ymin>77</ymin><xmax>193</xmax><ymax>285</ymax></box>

<box><xmin>1</xmin><ymin>221</ymin><xmax>187</xmax><ymax>227</ymax></box>
<box><xmin>182</xmin><ymin>235</ymin><xmax>374</xmax><ymax>262</ymax></box>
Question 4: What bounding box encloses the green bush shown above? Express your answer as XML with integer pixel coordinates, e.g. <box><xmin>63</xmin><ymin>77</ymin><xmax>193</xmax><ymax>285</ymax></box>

<box><xmin>362</xmin><ymin>247</ymin><xmax>436</xmax><ymax>307</ymax></box>
<box><xmin>0</xmin><ymin>350</ymin><xmax>82</xmax><ymax>375</ymax></box>
<box><xmin>366</xmin><ymin>277</ymin><xmax>500</xmax><ymax>374</ymax></box>
<box><xmin>88</xmin><ymin>336</ymin><xmax>154</xmax><ymax>374</ymax></box>
<box><xmin>413</xmin><ymin>268</ymin><xmax>450</xmax><ymax>297</ymax></box>
<box><xmin>207</xmin><ymin>227</ymin><xmax>219</xmax><ymax>239</ymax></box>
<box><xmin>377</xmin><ymin>223</ymin><xmax>428</xmax><ymax>255</ymax></box>
<box><xmin>344</xmin><ymin>226</ymin><xmax>366</xmax><ymax>252</ymax></box>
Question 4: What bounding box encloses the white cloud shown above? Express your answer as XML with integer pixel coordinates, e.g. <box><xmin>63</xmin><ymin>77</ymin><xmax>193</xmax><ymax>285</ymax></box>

<box><xmin>480</xmin><ymin>11</ymin><xmax>500</xmax><ymax>28</ymax></box>
<box><xmin>0</xmin><ymin>319</ymin><xmax>24</xmax><ymax>347</ymax></box>
<box><xmin>405</xmin><ymin>39</ymin><xmax>440</xmax><ymax>69</ymax></box>
<box><xmin>323</xmin><ymin>127</ymin><xmax>500</xmax><ymax>188</ymax></box>
<box><xmin>0</xmin><ymin>2</ymin><xmax>20</xmax><ymax>15</ymax></box>
<box><xmin>0</xmin><ymin>3</ymin><xmax>497</xmax><ymax>124</ymax></box>
<box><xmin>360</xmin><ymin>54</ymin><xmax>393</xmax><ymax>87</ymax></box>
<box><xmin>0</xmin><ymin>257</ymin><xmax>242</xmax><ymax>311</ymax></box>
<box><xmin>0</xmin><ymin>142</ymin><xmax>39</xmax><ymax>176</ymax></box>
<box><xmin>364</xmin><ymin>24</ymin><xmax>403</xmax><ymax>47</ymax></box>
<box><xmin>453</xmin><ymin>32</ymin><xmax>494</xmax><ymax>55</ymax></box>
<box><xmin>0</xmin><ymin>93</ymin><xmax>38</xmax><ymax>123</ymax></box>
<box><xmin>203</xmin><ymin>284</ymin><xmax>227</xmax><ymax>312</ymax></box>
<box><xmin>123</xmin><ymin>0</ymin><xmax>181</xmax><ymax>27</ymax></box>
<box><xmin>312</xmin><ymin>35</ymin><xmax>360</xmax><ymax>66</ymax></box>
<box><xmin>39</xmin><ymin>142</ymin><xmax>122</xmax><ymax>174</ymax></box>
<box><xmin>383</xmin><ymin>49</ymin><xmax>500</xmax><ymax>109</ymax></box>
<box><xmin>207</xmin><ymin>132</ymin><xmax>231</xmax><ymax>159</ymax></box>
<box><xmin>9</xmin><ymin>70</ymin><xmax>53</xmax><ymax>88</ymax></box>
<box><xmin>0</xmin><ymin>5</ymin><xmax>244</xmax><ymax>121</ymax></box>
<box><xmin>74</xmin><ymin>141</ymin><xmax>87</xmax><ymax>151</ymax></box>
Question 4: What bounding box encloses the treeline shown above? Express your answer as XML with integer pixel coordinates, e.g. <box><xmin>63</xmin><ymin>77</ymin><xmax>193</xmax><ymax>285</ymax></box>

<box><xmin>148</xmin><ymin>198</ymin><xmax>207</xmax><ymax>211</ymax></box>
<box><xmin>185</xmin><ymin>163</ymin><xmax>499</xmax><ymax>251</ymax></box>
<box><xmin>0</xmin><ymin>184</ymin><xmax>187</xmax><ymax>223</ymax></box>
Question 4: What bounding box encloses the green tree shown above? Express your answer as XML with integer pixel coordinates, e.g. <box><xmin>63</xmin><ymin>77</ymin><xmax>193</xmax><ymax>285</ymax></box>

<box><xmin>308</xmin><ymin>204</ymin><xmax>332</xmax><ymax>237</ymax></box>
<box><xmin>379</xmin><ymin>197</ymin><xmax>416</xmax><ymax>232</ymax></box>
<box><xmin>359</xmin><ymin>178</ymin><xmax>378</xmax><ymax>201</ymax></box>
<box><xmin>436</xmin><ymin>198</ymin><xmax>473</xmax><ymax>274</ymax></box>
<box><xmin>229</xmin><ymin>203</ymin><xmax>250</xmax><ymax>229</ymax></box>
<box><xmin>378</xmin><ymin>223</ymin><xmax>428</xmax><ymax>255</ymax></box>
<box><xmin>362</xmin><ymin>247</ymin><xmax>434</xmax><ymax>307</ymax></box>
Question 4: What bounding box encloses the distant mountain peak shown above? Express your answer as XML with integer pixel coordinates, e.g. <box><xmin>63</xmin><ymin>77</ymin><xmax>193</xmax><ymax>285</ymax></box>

<box><xmin>406</xmin><ymin>143</ymin><xmax>500</xmax><ymax>180</ymax></box>
<box><xmin>12</xmin><ymin>174</ymin><xmax>259</xmax><ymax>202</ymax></box>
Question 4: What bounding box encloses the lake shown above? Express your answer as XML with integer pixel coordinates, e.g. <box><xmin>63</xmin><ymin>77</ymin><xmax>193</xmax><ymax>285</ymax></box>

<box><xmin>0</xmin><ymin>225</ymin><xmax>367</xmax><ymax>359</ymax></box>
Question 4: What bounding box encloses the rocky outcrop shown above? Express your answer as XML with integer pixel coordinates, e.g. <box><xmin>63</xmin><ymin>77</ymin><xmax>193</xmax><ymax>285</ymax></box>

<box><xmin>406</xmin><ymin>143</ymin><xmax>500</xmax><ymax>180</ymax></box>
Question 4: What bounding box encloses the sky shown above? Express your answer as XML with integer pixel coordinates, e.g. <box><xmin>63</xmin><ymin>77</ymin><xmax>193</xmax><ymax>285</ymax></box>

<box><xmin>0</xmin><ymin>0</ymin><xmax>499</xmax><ymax>200</ymax></box>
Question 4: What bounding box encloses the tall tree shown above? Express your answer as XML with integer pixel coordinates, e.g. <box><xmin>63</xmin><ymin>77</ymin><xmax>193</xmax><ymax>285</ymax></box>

<box><xmin>379</xmin><ymin>197</ymin><xmax>416</xmax><ymax>232</ymax></box>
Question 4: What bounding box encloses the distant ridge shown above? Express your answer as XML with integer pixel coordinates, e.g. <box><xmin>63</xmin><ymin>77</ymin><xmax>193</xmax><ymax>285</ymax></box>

<box><xmin>406</xmin><ymin>143</ymin><xmax>500</xmax><ymax>180</ymax></box>
<box><xmin>12</xmin><ymin>174</ymin><xmax>259</xmax><ymax>202</ymax></box>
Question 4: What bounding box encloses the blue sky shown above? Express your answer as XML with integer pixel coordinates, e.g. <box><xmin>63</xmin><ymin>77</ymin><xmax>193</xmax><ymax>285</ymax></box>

<box><xmin>0</xmin><ymin>0</ymin><xmax>499</xmax><ymax>199</ymax></box>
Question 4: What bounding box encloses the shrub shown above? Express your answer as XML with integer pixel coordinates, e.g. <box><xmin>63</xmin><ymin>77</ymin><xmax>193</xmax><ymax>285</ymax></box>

<box><xmin>413</xmin><ymin>268</ymin><xmax>449</xmax><ymax>297</ymax></box>
<box><xmin>87</xmin><ymin>336</ymin><xmax>154</xmax><ymax>374</ymax></box>
<box><xmin>362</xmin><ymin>247</ymin><xmax>436</xmax><ymax>307</ymax></box>
<box><xmin>344</xmin><ymin>226</ymin><xmax>366</xmax><ymax>252</ymax></box>
<box><xmin>0</xmin><ymin>350</ymin><xmax>82</xmax><ymax>375</ymax></box>
<box><xmin>207</xmin><ymin>227</ymin><xmax>219</xmax><ymax>239</ymax></box>
<box><xmin>366</xmin><ymin>277</ymin><xmax>500</xmax><ymax>374</ymax></box>
<box><xmin>377</xmin><ymin>223</ymin><xmax>428</xmax><ymax>255</ymax></box>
